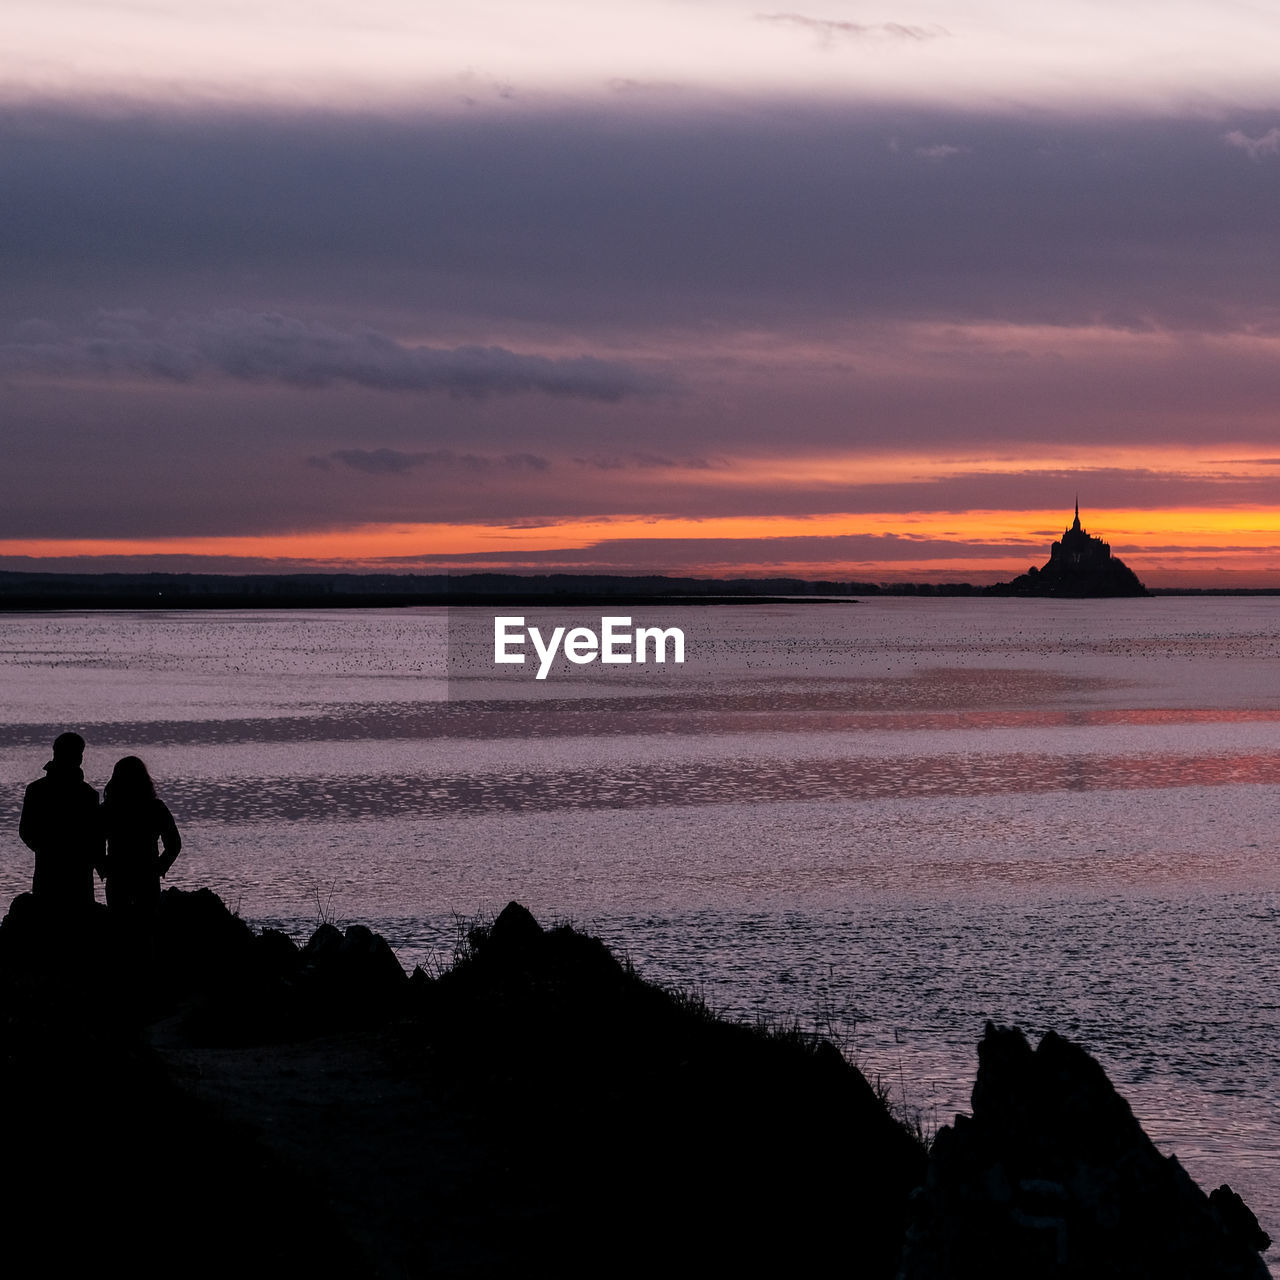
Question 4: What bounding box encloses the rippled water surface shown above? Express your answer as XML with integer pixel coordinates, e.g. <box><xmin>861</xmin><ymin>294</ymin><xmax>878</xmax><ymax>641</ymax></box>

<box><xmin>3</xmin><ymin>598</ymin><xmax>1279</xmax><ymax>1251</ymax></box>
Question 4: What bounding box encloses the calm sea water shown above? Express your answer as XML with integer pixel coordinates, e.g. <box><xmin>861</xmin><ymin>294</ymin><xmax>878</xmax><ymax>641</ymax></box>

<box><xmin>2</xmin><ymin>598</ymin><xmax>1278</xmax><ymax>1250</ymax></box>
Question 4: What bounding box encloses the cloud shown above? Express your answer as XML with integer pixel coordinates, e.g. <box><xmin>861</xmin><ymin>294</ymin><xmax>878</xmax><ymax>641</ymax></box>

<box><xmin>572</xmin><ymin>452</ymin><xmax>730</xmax><ymax>471</ymax></box>
<box><xmin>756</xmin><ymin>13</ymin><xmax>946</xmax><ymax>43</ymax></box>
<box><xmin>1223</xmin><ymin>127</ymin><xmax>1280</xmax><ymax>159</ymax></box>
<box><xmin>5</xmin><ymin>100</ymin><xmax>1277</xmax><ymax>341</ymax></box>
<box><xmin>0</xmin><ymin>310</ymin><xmax>663</xmax><ymax>400</ymax></box>
<box><xmin>312</xmin><ymin>448</ymin><xmax>550</xmax><ymax>475</ymax></box>
<box><xmin>374</xmin><ymin>531</ymin><xmax>1029</xmax><ymax>569</ymax></box>
<box><xmin>10</xmin><ymin>99</ymin><xmax>1280</xmax><ymax>343</ymax></box>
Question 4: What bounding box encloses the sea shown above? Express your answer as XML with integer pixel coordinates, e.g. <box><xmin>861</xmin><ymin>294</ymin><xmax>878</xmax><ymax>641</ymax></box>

<box><xmin>1</xmin><ymin>597</ymin><xmax>1278</xmax><ymax>1249</ymax></box>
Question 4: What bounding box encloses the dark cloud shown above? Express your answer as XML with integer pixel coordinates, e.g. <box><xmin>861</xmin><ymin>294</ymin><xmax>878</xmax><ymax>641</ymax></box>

<box><xmin>314</xmin><ymin>448</ymin><xmax>550</xmax><ymax>475</ymax></box>
<box><xmin>3</xmin><ymin>99</ymin><xmax>1279</xmax><ymax>336</ymax></box>
<box><xmin>572</xmin><ymin>452</ymin><xmax>730</xmax><ymax>471</ymax></box>
<box><xmin>1</xmin><ymin>310</ymin><xmax>661</xmax><ymax>400</ymax></box>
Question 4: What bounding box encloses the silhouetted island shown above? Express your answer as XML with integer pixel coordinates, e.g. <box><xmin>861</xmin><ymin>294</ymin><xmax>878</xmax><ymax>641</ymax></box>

<box><xmin>991</xmin><ymin>502</ymin><xmax>1148</xmax><ymax>597</ymax></box>
<box><xmin>0</xmin><ymin>889</ymin><xmax>1268</xmax><ymax>1277</ymax></box>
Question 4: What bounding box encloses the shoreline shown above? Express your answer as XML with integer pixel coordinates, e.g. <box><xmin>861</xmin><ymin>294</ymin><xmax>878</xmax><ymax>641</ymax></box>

<box><xmin>6</xmin><ymin>569</ymin><xmax>1280</xmax><ymax>611</ymax></box>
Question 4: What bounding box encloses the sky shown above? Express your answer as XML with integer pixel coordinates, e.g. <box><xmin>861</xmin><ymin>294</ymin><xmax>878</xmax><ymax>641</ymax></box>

<box><xmin>4</xmin><ymin>1</ymin><xmax>1280</xmax><ymax>586</ymax></box>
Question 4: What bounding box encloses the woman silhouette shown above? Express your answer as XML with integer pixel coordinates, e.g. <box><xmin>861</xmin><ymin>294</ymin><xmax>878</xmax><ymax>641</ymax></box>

<box><xmin>101</xmin><ymin>756</ymin><xmax>181</xmax><ymax>919</ymax></box>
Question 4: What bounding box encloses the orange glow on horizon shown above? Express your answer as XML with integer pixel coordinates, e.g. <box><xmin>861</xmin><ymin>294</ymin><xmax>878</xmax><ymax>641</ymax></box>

<box><xmin>4</xmin><ymin>504</ymin><xmax>1280</xmax><ymax>583</ymax></box>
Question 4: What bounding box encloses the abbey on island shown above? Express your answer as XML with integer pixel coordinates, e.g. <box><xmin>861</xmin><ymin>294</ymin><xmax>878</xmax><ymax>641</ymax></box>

<box><xmin>992</xmin><ymin>501</ymin><xmax>1147</xmax><ymax>597</ymax></box>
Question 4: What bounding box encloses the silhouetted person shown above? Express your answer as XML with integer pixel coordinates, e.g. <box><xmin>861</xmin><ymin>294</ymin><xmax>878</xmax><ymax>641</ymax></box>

<box><xmin>19</xmin><ymin>731</ymin><xmax>104</xmax><ymax>908</ymax></box>
<box><xmin>101</xmin><ymin>756</ymin><xmax>180</xmax><ymax>922</ymax></box>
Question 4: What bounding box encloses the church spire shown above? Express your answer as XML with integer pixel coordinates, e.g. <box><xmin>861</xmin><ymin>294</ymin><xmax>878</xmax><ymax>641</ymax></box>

<box><xmin>1072</xmin><ymin>495</ymin><xmax>1081</xmax><ymax>532</ymax></box>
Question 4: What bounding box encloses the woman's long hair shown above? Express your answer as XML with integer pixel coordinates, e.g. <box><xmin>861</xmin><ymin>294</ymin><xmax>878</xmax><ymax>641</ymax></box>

<box><xmin>104</xmin><ymin>755</ymin><xmax>157</xmax><ymax>805</ymax></box>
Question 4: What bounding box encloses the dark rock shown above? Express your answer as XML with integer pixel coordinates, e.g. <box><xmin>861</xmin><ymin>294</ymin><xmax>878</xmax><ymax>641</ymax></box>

<box><xmin>1212</xmin><ymin>1185</ymin><xmax>1272</xmax><ymax>1254</ymax></box>
<box><xmin>175</xmin><ymin>913</ymin><xmax>407</xmax><ymax>1043</ymax></box>
<box><xmin>486</xmin><ymin>899</ymin><xmax>544</xmax><ymax>953</ymax></box>
<box><xmin>254</xmin><ymin>927</ymin><xmax>302</xmax><ymax>978</ymax></box>
<box><xmin>0</xmin><ymin>887</ymin><xmax>264</xmax><ymax>1022</ymax></box>
<box><xmin>0</xmin><ymin>890</ymin><xmax>113</xmax><ymax>973</ymax></box>
<box><xmin>155</xmin><ymin>886</ymin><xmax>255</xmax><ymax>945</ymax></box>
<box><xmin>337</xmin><ymin>923</ymin><xmax>409</xmax><ymax>994</ymax></box>
<box><xmin>900</xmin><ymin>1022</ymin><xmax>1270</xmax><ymax>1278</ymax></box>
<box><xmin>154</xmin><ymin>887</ymin><xmax>257</xmax><ymax>972</ymax></box>
<box><xmin>304</xmin><ymin>920</ymin><xmax>406</xmax><ymax>991</ymax></box>
<box><xmin>302</xmin><ymin>920</ymin><xmax>344</xmax><ymax>965</ymax></box>
<box><xmin>291</xmin><ymin>921</ymin><xmax>408</xmax><ymax>1026</ymax></box>
<box><xmin>417</xmin><ymin>902</ymin><xmax>928</xmax><ymax>1277</ymax></box>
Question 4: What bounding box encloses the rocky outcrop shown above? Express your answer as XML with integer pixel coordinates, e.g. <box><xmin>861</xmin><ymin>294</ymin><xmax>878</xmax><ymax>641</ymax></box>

<box><xmin>0</xmin><ymin>890</ymin><xmax>929</xmax><ymax>1276</ymax></box>
<box><xmin>413</xmin><ymin>900</ymin><xmax>929</xmax><ymax>1276</ymax></box>
<box><xmin>0</xmin><ymin>889</ymin><xmax>368</xmax><ymax>1276</ymax></box>
<box><xmin>1</xmin><ymin>892</ymin><xmax>1271</xmax><ymax>1279</ymax></box>
<box><xmin>899</xmin><ymin>1022</ymin><xmax>1270</xmax><ymax>1279</ymax></box>
<box><xmin>995</xmin><ymin>556</ymin><xmax>1147</xmax><ymax>597</ymax></box>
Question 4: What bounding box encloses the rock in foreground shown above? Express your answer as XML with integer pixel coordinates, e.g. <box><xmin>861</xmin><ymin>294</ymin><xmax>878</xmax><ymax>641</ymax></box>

<box><xmin>0</xmin><ymin>893</ymin><xmax>1270</xmax><ymax>1279</ymax></box>
<box><xmin>407</xmin><ymin>900</ymin><xmax>929</xmax><ymax>1276</ymax></box>
<box><xmin>0</xmin><ymin>892</ymin><xmax>927</xmax><ymax>1277</ymax></box>
<box><xmin>900</xmin><ymin>1022</ymin><xmax>1270</xmax><ymax>1279</ymax></box>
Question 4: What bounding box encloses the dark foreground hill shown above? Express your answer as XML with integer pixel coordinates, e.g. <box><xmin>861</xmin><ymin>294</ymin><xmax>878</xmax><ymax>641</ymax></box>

<box><xmin>0</xmin><ymin>890</ymin><xmax>1269</xmax><ymax>1278</ymax></box>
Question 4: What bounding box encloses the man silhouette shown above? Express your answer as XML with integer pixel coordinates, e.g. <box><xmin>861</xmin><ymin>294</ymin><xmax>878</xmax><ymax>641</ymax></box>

<box><xmin>19</xmin><ymin>731</ymin><xmax>104</xmax><ymax>908</ymax></box>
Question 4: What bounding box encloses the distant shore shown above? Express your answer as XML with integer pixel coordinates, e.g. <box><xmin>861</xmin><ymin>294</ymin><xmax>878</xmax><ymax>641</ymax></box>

<box><xmin>0</xmin><ymin>569</ymin><xmax>860</xmax><ymax>611</ymax></box>
<box><xmin>1</xmin><ymin>568</ymin><xmax>1275</xmax><ymax>610</ymax></box>
<box><xmin>0</xmin><ymin>590</ymin><xmax>856</xmax><ymax>611</ymax></box>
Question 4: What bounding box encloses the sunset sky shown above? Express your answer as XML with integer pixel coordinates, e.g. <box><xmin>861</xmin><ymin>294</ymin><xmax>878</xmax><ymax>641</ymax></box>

<box><xmin>4</xmin><ymin>1</ymin><xmax>1280</xmax><ymax>585</ymax></box>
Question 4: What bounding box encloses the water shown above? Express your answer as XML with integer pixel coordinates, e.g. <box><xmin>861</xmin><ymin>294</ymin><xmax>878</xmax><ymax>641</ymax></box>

<box><xmin>2</xmin><ymin>598</ymin><xmax>1279</xmax><ymax>1249</ymax></box>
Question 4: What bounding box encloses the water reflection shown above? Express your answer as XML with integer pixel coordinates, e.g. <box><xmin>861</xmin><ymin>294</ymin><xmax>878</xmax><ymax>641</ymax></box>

<box><xmin>5</xmin><ymin>746</ymin><xmax>1273</xmax><ymax>828</ymax></box>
